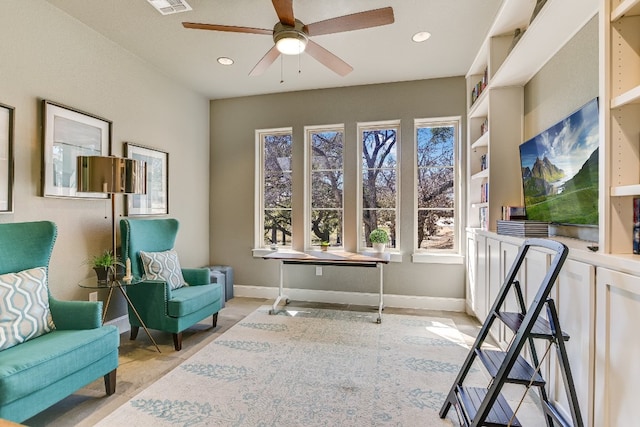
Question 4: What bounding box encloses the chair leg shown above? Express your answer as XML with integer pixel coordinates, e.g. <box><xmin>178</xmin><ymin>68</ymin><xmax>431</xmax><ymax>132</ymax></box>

<box><xmin>173</xmin><ymin>332</ymin><xmax>183</xmax><ymax>351</ymax></box>
<box><xmin>130</xmin><ymin>326</ymin><xmax>139</xmax><ymax>340</ymax></box>
<box><xmin>213</xmin><ymin>312</ymin><xmax>219</xmax><ymax>327</ymax></box>
<box><xmin>104</xmin><ymin>369</ymin><xmax>117</xmax><ymax>396</ymax></box>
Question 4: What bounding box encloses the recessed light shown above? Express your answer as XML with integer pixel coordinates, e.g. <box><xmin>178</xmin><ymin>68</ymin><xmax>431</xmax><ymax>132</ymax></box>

<box><xmin>217</xmin><ymin>57</ymin><xmax>234</xmax><ymax>66</ymax></box>
<box><xmin>412</xmin><ymin>31</ymin><xmax>431</xmax><ymax>43</ymax></box>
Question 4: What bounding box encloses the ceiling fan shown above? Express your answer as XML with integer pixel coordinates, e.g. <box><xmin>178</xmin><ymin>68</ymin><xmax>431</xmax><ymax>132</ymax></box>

<box><xmin>182</xmin><ymin>0</ymin><xmax>394</xmax><ymax>77</ymax></box>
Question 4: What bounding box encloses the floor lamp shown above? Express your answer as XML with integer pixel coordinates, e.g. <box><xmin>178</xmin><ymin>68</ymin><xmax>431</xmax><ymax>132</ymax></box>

<box><xmin>76</xmin><ymin>155</ymin><xmax>161</xmax><ymax>352</ymax></box>
<box><xmin>76</xmin><ymin>155</ymin><xmax>147</xmax><ymax>266</ymax></box>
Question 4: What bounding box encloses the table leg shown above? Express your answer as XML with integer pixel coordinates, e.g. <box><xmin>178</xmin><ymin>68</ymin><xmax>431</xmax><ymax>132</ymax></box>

<box><xmin>270</xmin><ymin>260</ymin><xmax>289</xmax><ymax>315</ymax></box>
<box><xmin>102</xmin><ymin>286</ymin><xmax>114</xmax><ymax>325</ymax></box>
<box><xmin>116</xmin><ymin>284</ymin><xmax>161</xmax><ymax>353</ymax></box>
<box><xmin>377</xmin><ymin>263</ymin><xmax>384</xmax><ymax>324</ymax></box>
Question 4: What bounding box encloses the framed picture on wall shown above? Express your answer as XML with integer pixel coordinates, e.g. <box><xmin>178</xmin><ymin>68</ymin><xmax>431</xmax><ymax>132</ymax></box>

<box><xmin>41</xmin><ymin>100</ymin><xmax>111</xmax><ymax>198</ymax></box>
<box><xmin>124</xmin><ymin>142</ymin><xmax>168</xmax><ymax>216</ymax></box>
<box><xmin>0</xmin><ymin>102</ymin><xmax>14</xmax><ymax>213</ymax></box>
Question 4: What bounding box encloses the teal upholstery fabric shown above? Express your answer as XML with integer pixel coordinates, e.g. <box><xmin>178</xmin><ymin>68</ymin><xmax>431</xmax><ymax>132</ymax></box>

<box><xmin>0</xmin><ymin>221</ymin><xmax>119</xmax><ymax>423</ymax></box>
<box><xmin>120</xmin><ymin>218</ymin><xmax>223</xmax><ymax>344</ymax></box>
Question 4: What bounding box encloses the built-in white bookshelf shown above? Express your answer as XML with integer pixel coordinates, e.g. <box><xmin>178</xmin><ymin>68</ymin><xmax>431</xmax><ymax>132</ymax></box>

<box><xmin>465</xmin><ymin>0</ymin><xmax>598</xmax><ymax>232</ymax></box>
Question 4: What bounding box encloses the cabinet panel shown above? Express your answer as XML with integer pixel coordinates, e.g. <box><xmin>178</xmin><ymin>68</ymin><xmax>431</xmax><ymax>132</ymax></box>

<box><xmin>550</xmin><ymin>259</ymin><xmax>595</xmax><ymax>426</ymax></box>
<box><xmin>474</xmin><ymin>234</ymin><xmax>488</xmax><ymax>321</ymax></box>
<box><xmin>486</xmin><ymin>237</ymin><xmax>502</xmax><ymax>342</ymax></box>
<box><xmin>595</xmin><ymin>267</ymin><xmax>640</xmax><ymax>426</ymax></box>
<box><xmin>499</xmin><ymin>241</ymin><xmax>523</xmax><ymax>349</ymax></box>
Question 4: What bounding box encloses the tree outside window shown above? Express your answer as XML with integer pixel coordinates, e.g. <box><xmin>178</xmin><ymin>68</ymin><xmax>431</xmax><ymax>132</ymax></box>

<box><xmin>416</xmin><ymin>120</ymin><xmax>457</xmax><ymax>250</ymax></box>
<box><xmin>308</xmin><ymin>127</ymin><xmax>344</xmax><ymax>247</ymax></box>
<box><xmin>260</xmin><ymin>130</ymin><xmax>292</xmax><ymax>247</ymax></box>
<box><xmin>360</xmin><ymin>124</ymin><xmax>399</xmax><ymax>249</ymax></box>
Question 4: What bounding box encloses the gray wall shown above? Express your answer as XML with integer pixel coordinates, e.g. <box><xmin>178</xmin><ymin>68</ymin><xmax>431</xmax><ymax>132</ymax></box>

<box><xmin>524</xmin><ymin>15</ymin><xmax>599</xmax><ymax>241</ymax></box>
<box><xmin>210</xmin><ymin>77</ymin><xmax>467</xmax><ymax>299</ymax></box>
<box><xmin>0</xmin><ymin>2</ymin><xmax>210</xmax><ymax>318</ymax></box>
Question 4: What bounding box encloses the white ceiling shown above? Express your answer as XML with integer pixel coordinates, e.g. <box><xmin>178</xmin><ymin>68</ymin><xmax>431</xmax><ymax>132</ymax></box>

<box><xmin>45</xmin><ymin>0</ymin><xmax>503</xmax><ymax>100</ymax></box>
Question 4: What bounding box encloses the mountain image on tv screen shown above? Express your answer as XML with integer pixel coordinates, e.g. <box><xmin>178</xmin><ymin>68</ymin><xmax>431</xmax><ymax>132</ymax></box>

<box><xmin>519</xmin><ymin>98</ymin><xmax>599</xmax><ymax>225</ymax></box>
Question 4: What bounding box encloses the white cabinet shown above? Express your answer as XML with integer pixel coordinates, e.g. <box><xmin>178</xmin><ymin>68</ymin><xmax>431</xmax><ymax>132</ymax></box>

<box><xmin>466</xmin><ymin>231</ymin><xmax>488</xmax><ymax>321</ymax></box>
<box><xmin>551</xmin><ymin>259</ymin><xmax>595</xmax><ymax>426</ymax></box>
<box><xmin>594</xmin><ymin>267</ymin><xmax>640</xmax><ymax>426</ymax></box>
<box><xmin>486</xmin><ymin>237</ymin><xmax>502</xmax><ymax>341</ymax></box>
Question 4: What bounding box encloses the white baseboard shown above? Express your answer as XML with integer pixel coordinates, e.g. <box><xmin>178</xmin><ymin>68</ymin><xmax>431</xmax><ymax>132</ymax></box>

<box><xmin>234</xmin><ymin>285</ymin><xmax>465</xmax><ymax>312</ymax></box>
<box><xmin>105</xmin><ymin>314</ymin><xmax>130</xmax><ymax>334</ymax></box>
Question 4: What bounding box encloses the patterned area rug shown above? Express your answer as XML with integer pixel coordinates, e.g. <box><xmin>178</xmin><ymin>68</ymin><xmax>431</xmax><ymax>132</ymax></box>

<box><xmin>97</xmin><ymin>306</ymin><xmax>481</xmax><ymax>426</ymax></box>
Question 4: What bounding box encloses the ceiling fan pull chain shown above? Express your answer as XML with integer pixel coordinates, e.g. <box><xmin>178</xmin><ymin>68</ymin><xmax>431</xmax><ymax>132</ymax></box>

<box><xmin>280</xmin><ymin>55</ymin><xmax>284</xmax><ymax>84</ymax></box>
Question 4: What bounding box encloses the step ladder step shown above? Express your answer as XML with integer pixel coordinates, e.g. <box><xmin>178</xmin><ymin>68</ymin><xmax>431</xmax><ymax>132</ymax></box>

<box><xmin>475</xmin><ymin>349</ymin><xmax>546</xmax><ymax>386</ymax></box>
<box><xmin>497</xmin><ymin>311</ymin><xmax>570</xmax><ymax>341</ymax></box>
<box><xmin>542</xmin><ymin>400</ymin><xmax>572</xmax><ymax>427</ymax></box>
<box><xmin>455</xmin><ymin>386</ymin><xmax>522</xmax><ymax>427</ymax></box>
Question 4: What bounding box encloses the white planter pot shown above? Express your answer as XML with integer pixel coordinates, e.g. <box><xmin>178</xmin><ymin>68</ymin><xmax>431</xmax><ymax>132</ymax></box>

<box><xmin>373</xmin><ymin>243</ymin><xmax>386</xmax><ymax>252</ymax></box>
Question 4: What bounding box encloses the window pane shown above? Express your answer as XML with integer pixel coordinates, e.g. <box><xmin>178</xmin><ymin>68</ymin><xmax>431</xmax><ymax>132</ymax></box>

<box><xmin>362</xmin><ymin>129</ymin><xmax>397</xmax><ymax>169</ymax></box>
<box><xmin>264</xmin><ymin>171</ymin><xmax>292</xmax><ymax>209</ymax></box>
<box><xmin>264</xmin><ymin>209</ymin><xmax>292</xmax><ymax>246</ymax></box>
<box><xmin>264</xmin><ymin>135</ymin><xmax>292</xmax><ymax>172</ymax></box>
<box><xmin>417</xmin><ymin>126</ymin><xmax>454</xmax><ymax>167</ymax></box>
<box><xmin>310</xmin><ymin>209</ymin><xmax>342</xmax><ymax>246</ymax></box>
<box><xmin>417</xmin><ymin>168</ymin><xmax>453</xmax><ymax>208</ymax></box>
<box><xmin>311</xmin><ymin>131</ymin><xmax>343</xmax><ymax>170</ymax></box>
<box><xmin>418</xmin><ymin>209</ymin><xmax>454</xmax><ymax>250</ymax></box>
<box><xmin>311</xmin><ymin>171</ymin><xmax>343</xmax><ymax>208</ymax></box>
<box><xmin>363</xmin><ymin>170</ymin><xmax>396</xmax><ymax>209</ymax></box>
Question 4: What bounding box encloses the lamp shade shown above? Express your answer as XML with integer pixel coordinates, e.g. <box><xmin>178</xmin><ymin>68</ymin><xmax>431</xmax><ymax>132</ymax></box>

<box><xmin>77</xmin><ymin>156</ymin><xmax>147</xmax><ymax>194</ymax></box>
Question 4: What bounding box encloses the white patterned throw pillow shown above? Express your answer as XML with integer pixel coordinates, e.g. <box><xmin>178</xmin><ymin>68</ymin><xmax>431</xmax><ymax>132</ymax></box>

<box><xmin>139</xmin><ymin>250</ymin><xmax>187</xmax><ymax>290</ymax></box>
<box><xmin>0</xmin><ymin>266</ymin><xmax>56</xmax><ymax>351</ymax></box>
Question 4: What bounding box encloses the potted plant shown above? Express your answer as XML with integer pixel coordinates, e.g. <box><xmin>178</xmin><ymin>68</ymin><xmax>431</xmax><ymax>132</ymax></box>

<box><xmin>369</xmin><ymin>228</ymin><xmax>389</xmax><ymax>252</ymax></box>
<box><xmin>320</xmin><ymin>241</ymin><xmax>330</xmax><ymax>252</ymax></box>
<box><xmin>87</xmin><ymin>250</ymin><xmax>121</xmax><ymax>284</ymax></box>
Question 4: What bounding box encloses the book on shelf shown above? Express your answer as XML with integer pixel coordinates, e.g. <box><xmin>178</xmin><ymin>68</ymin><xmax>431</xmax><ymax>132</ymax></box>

<box><xmin>480</xmin><ymin>117</ymin><xmax>489</xmax><ymax>136</ymax></box>
<box><xmin>496</xmin><ymin>220</ymin><xmax>549</xmax><ymax>238</ymax></box>
<box><xmin>634</xmin><ymin>198</ymin><xmax>640</xmax><ymax>254</ymax></box>
<box><xmin>501</xmin><ymin>206</ymin><xmax>526</xmax><ymax>221</ymax></box>
<box><xmin>479</xmin><ymin>207</ymin><xmax>488</xmax><ymax>230</ymax></box>
<box><xmin>480</xmin><ymin>183</ymin><xmax>489</xmax><ymax>203</ymax></box>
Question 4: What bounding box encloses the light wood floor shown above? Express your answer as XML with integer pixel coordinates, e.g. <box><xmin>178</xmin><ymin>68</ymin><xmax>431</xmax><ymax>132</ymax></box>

<box><xmin>25</xmin><ymin>298</ymin><xmax>484</xmax><ymax>427</ymax></box>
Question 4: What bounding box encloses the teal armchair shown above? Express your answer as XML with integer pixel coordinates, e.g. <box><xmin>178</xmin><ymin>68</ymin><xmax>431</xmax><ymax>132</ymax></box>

<box><xmin>0</xmin><ymin>221</ymin><xmax>119</xmax><ymax>423</ymax></box>
<box><xmin>120</xmin><ymin>218</ymin><xmax>223</xmax><ymax>351</ymax></box>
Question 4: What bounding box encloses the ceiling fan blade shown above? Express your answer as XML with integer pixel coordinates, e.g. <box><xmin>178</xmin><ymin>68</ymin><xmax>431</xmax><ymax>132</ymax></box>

<box><xmin>305</xmin><ymin>7</ymin><xmax>394</xmax><ymax>37</ymax></box>
<box><xmin>182</xmin><ymin>22</ymin><xmax>272</xmax><ymax>35</ymax></box>
<box><xmin>249</xmin><ymin>45</ymin><xmax>281</xmax><ymax>77</ymax></box>
<box><xmin>272</xmin><ymin>0</ymin><xmax>295</xmax><ymax>27</ymax></box>
<box><xmin>305</xmin><ymin>40</ymin><xmax>353</xmax><ymax>77</ymax></box>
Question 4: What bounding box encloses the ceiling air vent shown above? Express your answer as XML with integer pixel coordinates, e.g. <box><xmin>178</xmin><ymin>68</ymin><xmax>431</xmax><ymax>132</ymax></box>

<box><xmin>147</xmin><ymin>0</ymin><xmax>192</xmax><ymax>15</ymax></box>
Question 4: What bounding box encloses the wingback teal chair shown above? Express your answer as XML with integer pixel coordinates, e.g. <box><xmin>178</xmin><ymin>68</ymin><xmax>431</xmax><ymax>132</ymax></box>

<box><xmin>120</xmin><ymin>218</ymin><xmax>223</xmax><ymax>351</ymax></box>
<box><xmin>0</xmin><ymin>221</ymin><xmax>119</xmax><ymax>423</ymax></box>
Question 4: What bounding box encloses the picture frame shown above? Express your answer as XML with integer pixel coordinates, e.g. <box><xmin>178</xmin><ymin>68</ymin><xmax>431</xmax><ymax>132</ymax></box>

<box><xmin>124</xmin><ymin>142</ymin><xmax>168</xmax><ymax>216</ymax></box>
<box><xmin>0</xmin><ymin>102</ymin><xmax>14</xmax><ymax>213</ymax></box>
<box><xmin>42</xmin><ymin>100</ymin><xmax>111</xmax><ymax>198</ymax></box>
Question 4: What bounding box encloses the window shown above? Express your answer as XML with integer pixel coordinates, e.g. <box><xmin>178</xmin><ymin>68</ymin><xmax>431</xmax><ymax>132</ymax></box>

<box><xmin>358</xmin><ymin>121</ymin><xmax>400</xmax><ymax>250</ymax></box>
<box><xmin>306</xmin><ymin>126</ymin><xmax>344</xmax><ymax>248</ymax></box>
<box><xmin>256</xmin><ymin>128</ymin><xmax>292</xmax><ymax>248</ymax></box>
<box><xmin>415</xmin><ymin>118</ymin><xmax>458</xmax><ymax>251</ymax></box>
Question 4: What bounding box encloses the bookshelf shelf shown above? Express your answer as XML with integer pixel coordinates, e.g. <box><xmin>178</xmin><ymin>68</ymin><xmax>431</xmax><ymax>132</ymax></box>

<box><xmin>611</xmin><ymin>84</ymin><xmax>640</xmax><ymax>108</ymax></box>
<box><xmin>612</xmin><ymin>0</ymin><xmax>640</xmax><ymax>21</ymax></box>
<box><xmin>611</xmin><ymin>184</ymin><xmax>640</xmax><ymax>197</ymax></box>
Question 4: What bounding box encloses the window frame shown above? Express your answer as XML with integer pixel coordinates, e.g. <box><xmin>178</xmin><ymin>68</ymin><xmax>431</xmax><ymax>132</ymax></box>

<box><xmin>254</xmin><ymin>127</ymin><xmax>293</xmax><ymax>251</ymax></box>
<box><xmin>356</xmin><ymin>119</ymin><xmax>401</xmax><ymax>253</ymax></box>
<box><xmin>304</xmin><ymin>124</ymin><xmax>345</xmax><ymax>251</ymax></box>
<box><xmin>413</xmin><ymin>116</ymin><xmax>463</xmax><ymax>264</ymax></box>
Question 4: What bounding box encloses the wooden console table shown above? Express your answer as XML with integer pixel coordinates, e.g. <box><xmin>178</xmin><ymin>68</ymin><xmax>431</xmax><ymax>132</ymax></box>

<box><xmin>263</xmin><ymin>250</ymin><xmax>390</xmax><ymax>323</ymax></box>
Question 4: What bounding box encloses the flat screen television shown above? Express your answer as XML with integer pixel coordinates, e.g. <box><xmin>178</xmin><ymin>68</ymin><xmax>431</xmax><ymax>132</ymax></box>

<box><xmin>519</xmin><ymin>98</ymin><xmax>599</xmax><ymax>226</ymax></box>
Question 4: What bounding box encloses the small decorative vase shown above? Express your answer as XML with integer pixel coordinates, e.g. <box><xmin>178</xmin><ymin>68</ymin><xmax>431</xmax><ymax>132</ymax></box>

<box><xmin>94</xmin><ymin>267</ymin><xmax>109</xmax><ymax>284</ymax></box>
<box><xmin>373</xmin><ymin>243</ymin><xmax>386</xmax><ymax>252</ymax></box>
<box><xmin>321</xmin><ymin>245</ymin><xmax>328</xmax><ymax>252</ymax></box>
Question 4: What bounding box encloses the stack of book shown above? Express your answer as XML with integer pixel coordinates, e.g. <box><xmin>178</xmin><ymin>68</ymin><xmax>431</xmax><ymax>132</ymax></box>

<box><xmin>496</xmin><ymin>220</ymin><xmax>549</xmax><ymax>237</ymax></box>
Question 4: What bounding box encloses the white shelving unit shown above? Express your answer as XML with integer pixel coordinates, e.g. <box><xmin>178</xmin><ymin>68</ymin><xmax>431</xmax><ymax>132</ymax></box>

<box><xmin>602</xmin><ymin>0</ymin><xmax>640</xmax><ymax>254</ymax></box>
<box><xmin>465</xmin><ymin>0</ymin><xmax>599</xmax><ymax>232</ymax></box>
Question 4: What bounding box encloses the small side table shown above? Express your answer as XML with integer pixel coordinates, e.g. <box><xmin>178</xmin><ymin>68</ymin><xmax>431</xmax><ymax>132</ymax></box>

<box><xmin>78</xmin><ymin>277</ymin><xmax>161</xmax><ymax>353</ymax></box>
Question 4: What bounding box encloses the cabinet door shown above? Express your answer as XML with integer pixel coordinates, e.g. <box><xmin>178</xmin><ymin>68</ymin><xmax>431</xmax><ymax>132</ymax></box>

<box><xmin>594</xmin><ymin>268</ymin><xmax>640</xmax><ymax>426</ymax></box>
<box><xmin>468</xmin><ymin>233</ymin><xmax>488</xmax><ymax>321</ymax></box>
<box><xmin>498</xmin><ymin>241</ymin><xmax>523</xmax><ymax>350</ymax></box>
<box><xmin>486</xmin><ymin>237</ymin><xmax>502</xmax><ymax>342</ymax></box>
<box><xmin>549</xmin><ymin>259</ymin><xmax>594</xmax><ymax>427</ymax></box>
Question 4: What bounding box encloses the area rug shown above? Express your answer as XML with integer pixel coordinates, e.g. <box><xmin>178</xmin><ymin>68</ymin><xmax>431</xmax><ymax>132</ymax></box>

<box><xmin>96</xmin><ymin>306</ymin><xmax>482</xmax><ymax>426</ymax></box>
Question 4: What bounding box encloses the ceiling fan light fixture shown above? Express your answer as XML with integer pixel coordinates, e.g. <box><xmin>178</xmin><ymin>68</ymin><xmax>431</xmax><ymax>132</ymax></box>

<box><xmin>275</xmin><ymin>32</ymin><xmax>308</xmax><ymax>55</ymax></box>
